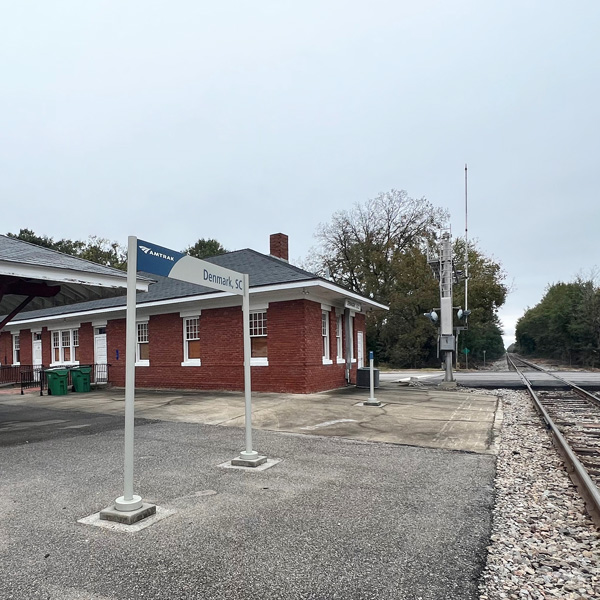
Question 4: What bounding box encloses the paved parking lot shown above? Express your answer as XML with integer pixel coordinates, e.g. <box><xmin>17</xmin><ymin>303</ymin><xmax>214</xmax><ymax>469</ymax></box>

<box><xmin>0</xmin><ymin>379</ymin><xmax>499</xmax><ymax>599</ymax></box>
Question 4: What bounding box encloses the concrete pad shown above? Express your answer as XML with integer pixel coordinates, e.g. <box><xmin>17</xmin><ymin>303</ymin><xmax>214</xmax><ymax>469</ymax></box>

<box><xmin>79</xmin><ymin>505</ymin><xmax>174</xmax><ymax>532</ymax></box>
<box><xmin>219</xmin><ymin>458</ymin><xmax>282</xmax><ymax>471</ymax></box>
<box><xmin>227</xmin><ymin>387</ymin><xmax>499</xmax><ymax>454</ymax></box>
<box><xmin>0</xmin><ymin>382</ymin><xmax>500</xmax><ymax>454</ymax></box>
<box><xmin>99</xmin><ymin>502</ymin><xmax>157</xmax><ymax>525</ymax></box>
<box><xmin>230</xmin><ymin>454</ymin><xmax>268</xmax><ymax>467</ymax></box>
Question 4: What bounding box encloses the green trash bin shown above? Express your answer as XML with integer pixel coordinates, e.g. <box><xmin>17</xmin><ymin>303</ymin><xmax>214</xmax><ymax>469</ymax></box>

<box><xmin>45</xmin><ymin>369</ymin><xmax>69</xmax><ymax>396</ymax></box>
<box><xmin>71</xmin><ymin>366</ymin><xmax>92</xmax><ymax>393</ymax></box>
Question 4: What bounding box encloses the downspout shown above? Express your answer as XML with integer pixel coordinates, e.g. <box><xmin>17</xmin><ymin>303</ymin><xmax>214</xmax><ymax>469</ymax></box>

<box><xmin>344</xmin><ymin>308</ymin><xmax>352</xmax><ymax>384</ymax></box>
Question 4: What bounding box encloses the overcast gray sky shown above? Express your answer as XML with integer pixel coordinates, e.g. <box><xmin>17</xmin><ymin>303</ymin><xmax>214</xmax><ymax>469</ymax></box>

<box><xmin>2</xmin><ymin>1</ymin><xmax>598</xmax><ymax>346</ymax></box>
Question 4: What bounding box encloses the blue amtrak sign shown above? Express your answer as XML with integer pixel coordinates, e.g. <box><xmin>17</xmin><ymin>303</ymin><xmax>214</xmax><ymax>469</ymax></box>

<box><xmin>137</xmin><ymin>241</ymin><xmax>184</xmax><ymax>276</ymax></box>
<box><xmin>137</xmin><ymin>239</ymin><xmax>245</xmax><ymax>295</ymax></box>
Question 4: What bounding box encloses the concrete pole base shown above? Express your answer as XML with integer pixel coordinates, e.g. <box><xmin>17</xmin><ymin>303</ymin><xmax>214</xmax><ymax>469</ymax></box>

<box><xmin>100</xmin><ymin>502</ymin><xmax>157</xmax><ymax>525</ymax></box>
<box><xmin>439</xmin><ymin>381</ymin><xmax>458</xmax><ymax>390</ymax></box>
<box><xmin>231</xmin><ymin>452</ymin><xmax>268</xmax><ymax>467</ymax></box>
<box><xmin>363</xmin><ymin>399</ymin><xmax>382</xmax><ymax>406</ymax></box>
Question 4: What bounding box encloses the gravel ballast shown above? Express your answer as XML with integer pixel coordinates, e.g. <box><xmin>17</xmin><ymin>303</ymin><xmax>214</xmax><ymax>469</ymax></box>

<box><xmin>478</xmin><ymin>389</ymin><xmax>600</xmax><ymax>600</ymax></box>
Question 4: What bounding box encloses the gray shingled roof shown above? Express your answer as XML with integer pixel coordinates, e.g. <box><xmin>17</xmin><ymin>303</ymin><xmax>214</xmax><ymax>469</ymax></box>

<box><xmin>0</xmin><ymin>234</ymin><xmax>130</xmax><ymax>279</ymax></box>
<box><xmin>5</xmin><ymin>249</ymin><xmax>319</xmax><ymax>321</ymax></box>
<box><xmin>207</xmin><ymin>249</ymin><xmax>317</xmax><ymax>287</ymax></box>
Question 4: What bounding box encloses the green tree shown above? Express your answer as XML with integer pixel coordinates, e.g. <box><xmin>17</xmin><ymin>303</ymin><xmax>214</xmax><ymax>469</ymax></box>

<box><xmin>79</xmin><ymin>236</ymin><xmax>127</xmax><ymax>270</ymax></box>
<box><xmin>314</xmin><ymin>190</ymin><xmax>448</xmax><ymax>302</ymax></box>
<box><xmin>7</xmin><ymin>228</ymin><xmax>85</xmax><ymax>255</ymax></box>
<box><xmin>183</xmin><ymin>238</ymin><xmax>228</xmax><ymax>259</ymax></box>
<box><xmin>312</xmin><ymin>190</ymin><xmax>448</xmax><ymax>367</ymax></box>
<box><xmin>374</xmin><ymin>246</ymin><xmax>440</xmax><ymax>367</ymax></box>
<box><xmin>7</xmin><ymin>229</ymin><xmax>126</xmax><ymax>270</ymax></box>
<box><xmin>310</xmin><ymin>191</ymin><xmax>509</xmax><ymax>368</ymax></box>
<box><xmin>516</xmin><ymin>278</ymin><xmax>600</xmax><ymax>366</ymax></box>
<box><xmin>453</xmin><ymin>239</ymin><xmax>507</xmax><ymax>362</ymax></box>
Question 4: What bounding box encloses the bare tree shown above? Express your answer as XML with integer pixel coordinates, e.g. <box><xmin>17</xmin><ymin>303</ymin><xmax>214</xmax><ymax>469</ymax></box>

<box><xmin>314</xmin><ymin>189</ymin><xmax>448</xmax><ymax>301</ymax></box>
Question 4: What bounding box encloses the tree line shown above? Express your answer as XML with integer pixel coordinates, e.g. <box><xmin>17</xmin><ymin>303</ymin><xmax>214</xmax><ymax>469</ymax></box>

<box><xmin>6</xmin><ymin>229</ymin><xmax>227</xmax><ymax>270</ymax></box>
<box><xmin>8</xmin><ymin>189</ymin><xmax>508</xmax><ymax>369</ymax></box>
<box><xmin>308</xmin><ymin>189</ymin><xmax>507</xmax><ymax>368</ymax></box>
<box><xmin>515</xmin><ymin>277</ymin><xmax>600</xmax><ymax>368</ymax></box>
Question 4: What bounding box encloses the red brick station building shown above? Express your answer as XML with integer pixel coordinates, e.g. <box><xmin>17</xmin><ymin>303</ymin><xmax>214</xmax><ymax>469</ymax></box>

<box><xmin>0</xmin><ymin>234</ymin><xmax>387</xmax><ymax>394</ymax></box>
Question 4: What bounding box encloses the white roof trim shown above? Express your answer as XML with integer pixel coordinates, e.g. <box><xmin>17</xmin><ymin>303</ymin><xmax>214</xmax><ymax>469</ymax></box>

<box><xmin>0</xmin><ymin>260</ymin><xmax>149</xmax><ymax>291</ymax></box>
<box><xmin>252</xmin><ymin>280</ymin><xmax>389</xmax><ymax>311</ymax></box>
<box><xmin>7</xmin><ymin>278</ymin><xmax>387</xmax><ymax>327</ymax></box>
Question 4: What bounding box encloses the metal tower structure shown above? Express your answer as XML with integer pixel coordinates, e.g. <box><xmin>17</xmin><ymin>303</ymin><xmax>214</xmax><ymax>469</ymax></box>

<box><xmin>426</xmin><ymin>231</ymin><xmax>457</xmax><ymax>383</ymax></box>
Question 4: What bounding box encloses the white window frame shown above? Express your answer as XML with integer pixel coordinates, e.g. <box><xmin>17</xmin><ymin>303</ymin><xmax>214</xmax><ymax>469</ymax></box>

<box><xmin>12</xmin><ymin>334</ymin><xmax>20</xmax><ymax>366</ymax></box>
<box><xmin>181</xmin><ymin>315</ymin><xmax>201</xmax><ymax>366</ymax></box>
<box><xmin>322</xmin><ymin>310</ymin><xmax>332</xmax><ymax>364</ymax></box>
<box><xmin>136</xmin><ymin>320</ymin><xmax>150</xmax><ymax>367</ymax></box>
<box><xmin>50</xmin><ymin>328</ymin><xmax>80</xmax><ymax>366</ymax></box>
<box><xmin>336</xmin><ymin>314</ymin><xmax>344</xmax><ymax>363</ymax></box>
<box><xmin>249</xmin><ymin>309</ymin><xmax>268</xmax><ymax>366</ymax></box>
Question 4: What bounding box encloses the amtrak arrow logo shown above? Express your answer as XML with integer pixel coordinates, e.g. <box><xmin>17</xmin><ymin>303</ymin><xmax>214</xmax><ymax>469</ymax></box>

<box><xmin>138</xmin><ymin>244</ymin><xmax>175</xmax><ymax>261</ymax></box>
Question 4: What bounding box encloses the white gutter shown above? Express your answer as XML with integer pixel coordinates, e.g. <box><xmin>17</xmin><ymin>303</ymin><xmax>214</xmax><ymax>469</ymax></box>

<box><xmin>0</xmin><ymin>260</ymin><xmax>150</xmax><ymax>292</ymax></box>
<box><xmin>6</xmin><ymin>278</ymin><xmax>388</xmax><ymax>327</ymax></box>
<box><xmin>251</xmin><ymin>280</ymin><xmax>389</xmax><ymax>311</ymax></box>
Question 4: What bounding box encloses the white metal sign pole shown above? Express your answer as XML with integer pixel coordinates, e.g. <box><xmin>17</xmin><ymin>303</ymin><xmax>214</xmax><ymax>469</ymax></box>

<box><xmin>115</xmin><ymin>236</ymin><xmax>142</xmax><ymax>511</ymax></box>
<box><xmin>364</xmin><ymin>350</ymin><xmax>381</xmax><ymax>406</ymax></box>
<box><xmin>238</xmin><ymin>273</ymin><xmax>259</xmax><ymax>461</ymax></box>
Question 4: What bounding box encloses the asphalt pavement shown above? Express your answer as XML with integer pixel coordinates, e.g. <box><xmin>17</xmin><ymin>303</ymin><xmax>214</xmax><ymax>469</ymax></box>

<box><xmin>0</xmin><ymin>381</ymin><xmax>497</xmax><ymax>600</ymax></box>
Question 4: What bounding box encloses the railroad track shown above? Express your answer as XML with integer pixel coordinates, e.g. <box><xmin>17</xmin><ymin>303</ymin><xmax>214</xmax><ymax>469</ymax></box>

<box><xmin>506</xmin><ymin>353</ymin><xmax>600</xmax><ymax>527</ymax></box>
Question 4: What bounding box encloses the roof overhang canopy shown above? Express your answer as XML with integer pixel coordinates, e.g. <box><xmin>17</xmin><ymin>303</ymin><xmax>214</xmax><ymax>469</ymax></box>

<box><xmin>0</xmin><ymin>255</ymin><xmax>151</xmax><ymax>330</ymax></box>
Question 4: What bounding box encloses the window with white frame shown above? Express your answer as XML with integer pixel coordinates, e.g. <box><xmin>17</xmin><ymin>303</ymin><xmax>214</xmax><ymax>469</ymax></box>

<box><xmin>51</xmin><ymin>329</ymin><xmax>79</xmax><ymax>364</ymax></box>
<box><xmin>249</xmin><ymin>310</ymin><xmax>267</xmax><ymax>361</ymax></box>
<box><xmin>336</xmin><ymin>314</ymin><xmax>343</xmax><ymax>361</ymax></box>
<box><xmin>136</xmin><ymin>322</ymin><xmax>149</xmax><ymax>365</ymax></box>
<box><xmin>182</xmin><ymin>316</ymin><xmax>201</xmax><ymax>365</ymax></box>
<box><xmin>322</xmin><ymin>311</ymin><xmax>330</xmax><ymax>361</ymax></box>
<box><xmin>12</xmin><ymin>334</ymin><xmax>20</xmax><ymax>365</ymax></box>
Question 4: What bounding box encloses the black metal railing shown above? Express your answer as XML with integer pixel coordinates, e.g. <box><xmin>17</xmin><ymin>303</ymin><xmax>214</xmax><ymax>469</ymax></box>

<box><xmin>1</xmin><ymin>364</ymin><xmax>24</xmax><ymax>386</ymax></box>
<box><xmin>20</xmin><ymin>365</ymin><xmax>47</xmax><ymax>395</ymax></box>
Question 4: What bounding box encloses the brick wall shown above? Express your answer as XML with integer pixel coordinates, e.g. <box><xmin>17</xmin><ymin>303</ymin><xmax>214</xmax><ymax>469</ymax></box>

<box><xmin>0</xmin><ymin>299</ymin><xmax>368</xmax><ymax>393</ymax></box>
<box><xmin>0</xmin><ymin>331</ymin><xmax>11</xmax><ymax>365</ymax></box>
<box><xmin>104</xmin><ymin>299</ymin><xmax>365</xmax><ymax>393</ymax></box>
<box><xmin>78</xmin><ymin>323</ymin><xmax>95</xmax><ymax>364</ymax></box>
<box><xmin>19</xmin><ymin>329</ymin><xmax>32</xmax><ymax>364</ymax></box>
<box><xmin>0</xmin><ymin>329</ymin><xmax>32</xmax><ymax>365</ymax></box>
<box><xmin>41</xmin><ymin>327</ymin><xmax>52</xmax><ymax>365</ymax></box>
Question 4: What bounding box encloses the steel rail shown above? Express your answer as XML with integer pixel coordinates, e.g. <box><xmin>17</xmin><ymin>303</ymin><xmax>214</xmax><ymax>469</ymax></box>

<box><xmin>507</xmin><ymin>354</ymin><xmax>600</xmax><ymax>528</ymax></box>
<box><xmin>506</xmin><ymin>353</ymin><xmax>546</xmax><ymax>372</ymax></box>
<box><xmin>508</xmin><ymin>353</ymin><xmax>600</xmax><ymax>409</ymax></box>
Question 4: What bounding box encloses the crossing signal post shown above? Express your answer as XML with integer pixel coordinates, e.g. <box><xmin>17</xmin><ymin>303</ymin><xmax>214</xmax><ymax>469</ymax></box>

<box><xmin>425</xmin><ymin>229</ymin><xmax>472</xmax><ymax>382</ymax></box>
<box><xmin>426</xmin><ymin>232</ymin><xmax>456</xmax><ymax>384</ymax></box>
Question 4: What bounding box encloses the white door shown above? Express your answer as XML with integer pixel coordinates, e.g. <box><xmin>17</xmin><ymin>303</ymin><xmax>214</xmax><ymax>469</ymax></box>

<box><xmin>357</xmin><ymin>331</ymin><xmax>364</xmax><ymax>368</ymax></box>
<box><xmin>32</xmin><ymin>333</ymin><xmax>42</xmax><ymax>380</ymax></box>
<box><xmin>94</xmin><ymin>328</ymin><xmax>108</xmax><ymax>382</ymax></box>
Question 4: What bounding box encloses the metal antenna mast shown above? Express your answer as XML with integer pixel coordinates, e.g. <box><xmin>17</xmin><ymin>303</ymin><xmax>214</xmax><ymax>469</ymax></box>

<box><xmin>464</xmin><ymin>164</ymin><xmax>468</xmax><ymax>314</ymax></box>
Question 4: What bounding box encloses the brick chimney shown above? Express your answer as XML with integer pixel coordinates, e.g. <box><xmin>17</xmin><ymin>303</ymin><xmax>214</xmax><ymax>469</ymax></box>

<box><xmin>270</xmin><ymin>233</ymin><xmax>289</xmax><ymax>262</ymax></box>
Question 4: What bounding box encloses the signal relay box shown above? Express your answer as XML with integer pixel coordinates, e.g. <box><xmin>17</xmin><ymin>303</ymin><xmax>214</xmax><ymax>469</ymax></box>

<box><xmin>440</xmin><ymin>335</ymin><xmax>456</xmax><ymax>352</ymax></box>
